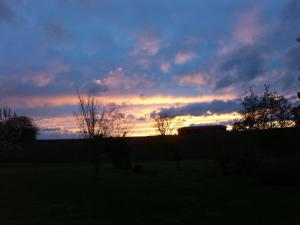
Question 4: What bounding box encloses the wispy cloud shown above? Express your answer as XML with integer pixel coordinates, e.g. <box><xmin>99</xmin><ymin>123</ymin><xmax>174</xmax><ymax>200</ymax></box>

<box><xmin>25</xmin><ymin>61</ymin><xmax>69</xmax><ymax>87</ymax></box>
<box><xmin>83</xmin><ymin>79</ymin><xmax>109</xmax><ymax>94</ymax></box>
<box><xmin>130</xmin><ymin>32</ymin><xmax>160</xmax><ymax>56</ymax></box>
<box><xmin>175</xmin><ymin>51</ymin><xmax>197</xmax><ymax>65</ymax></box>
<box><xmin>86</xmin><ymin>67</ymin><xmax>151</xmax><ymax>93</ymax></box>
<box><xmin>27</xmin><ymin>74</ymin><xmax>55</xmax><ymax>87</ymax></box>
<box><xmin>160</xmin><ymin>62</ymin><xmax>171</xmax><ymax>73</ymax></box>
<box><xmin>174</xmin><ymin>72</ymin><xmax>207</xmax><ymax>86</ymax></box>
<box><xmin>233</xmin><ymin>9</ymin><xmax>263</xmax><ymax>44</ymax></box>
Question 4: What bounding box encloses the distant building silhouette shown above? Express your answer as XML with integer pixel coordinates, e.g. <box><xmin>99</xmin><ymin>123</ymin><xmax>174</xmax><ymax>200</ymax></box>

<box><xmin>178</xmin><ymin>125</ymin><xmax>226</xmax><ymax>135</ymax></box>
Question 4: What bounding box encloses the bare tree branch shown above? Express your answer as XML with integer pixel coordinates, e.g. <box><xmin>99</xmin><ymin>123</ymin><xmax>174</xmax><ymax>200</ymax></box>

<box><xmin>74</xmin><ymin>90</ymin><xmax>130</xmax><ymax>139</ymax></box>
<box><xmin>153</xmin><ymin>114</ymin><xmax>184</xmax><ymax>136</ymax></box>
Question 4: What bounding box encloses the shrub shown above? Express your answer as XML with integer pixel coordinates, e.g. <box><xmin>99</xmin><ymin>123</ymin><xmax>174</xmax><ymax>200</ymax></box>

<box><xmin>1</xmin><ymin>116</ymin><xmax>38</xmax><ymax>143</ymax></box>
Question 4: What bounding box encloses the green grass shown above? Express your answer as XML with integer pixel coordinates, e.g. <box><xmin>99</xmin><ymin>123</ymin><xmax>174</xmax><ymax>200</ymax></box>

<box><xmin>0</xmin><ymin>161</ymin><xmax>299</xmax><ymax>225</ymax></box>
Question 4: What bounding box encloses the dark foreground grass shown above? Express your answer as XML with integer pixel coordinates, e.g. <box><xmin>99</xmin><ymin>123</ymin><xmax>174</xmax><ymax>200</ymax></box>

<box><xmin>0</xmin><ymin>161</ymin><xmax>299</xmax><ymax>225</ymax></box>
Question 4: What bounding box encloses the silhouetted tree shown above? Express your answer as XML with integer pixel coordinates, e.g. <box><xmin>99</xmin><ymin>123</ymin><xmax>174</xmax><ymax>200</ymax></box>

<box><xmin>0</xmin><ymin>107</ymin><xmax>38</xmax><ymax>160</ymax></box>
<box><xmin>153</xmin><ymin>114</ymin><xmax>184</xmax><ymax>136</ymax></box>
<box><xmin>233</xmin><ymin>88</ymin><xmax>260</xmax><ymax>130</ymax></box>
<box><xmin>233</xmin><ymin>85</ymin><xmax>294</xmax><ymax>131</ymax></box>
<box><xmin>74</xmin><ymin>90</ymin><xmax>130</xmax><ymax>174</ymax></box>
<box><xmin>0</xmin><ymin>106</ymin><xmax>17</xmax><ymax>121</ymax></box>
<box><xmin>74</xmin><ymin>90</ymin><xmax>129</xmax><ymax>139</ymax></box>
<box><xmin>292</xmin><ymin>107</ymin><xmax>300</xmax><ymax>126</ymax></box>
<box><xmin>259</xmin><ymin>85</ymin><xmax>294</xmax><ymax>128</ymax></box>
<box><xmin>4</xmin><ymin>116</ymin><xmax>38</xmax><ymax>142</ymax></box>
<box><xmin>0</xmin><ymin>107</ymin><xmax>17</xmax><ymax>157</ymax></box>
<box><xmin>74</xmin><ymin>90</ymin><xmax>101</xmax><ymax>139</ymax></box>
<box><xmin>292</xmin><ymin>76</ymin><xmax>300</xmax><ymax>126</ymax></box>
<box><xmin>97</xmin><ymin>104</ymin><xmax>129</xmax><ymax>138</ymax></box>
<box><xmin>153</xmin><ymin>113</ymin><xmax>184</xmax><ymax>170</ymax></box>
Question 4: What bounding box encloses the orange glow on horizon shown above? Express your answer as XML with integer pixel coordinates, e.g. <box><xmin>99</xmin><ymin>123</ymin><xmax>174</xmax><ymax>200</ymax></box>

<box><xmin>35</xmin><ymin>112</ymin><xmax>241</xmax><ymax>138</ymax></box>
<box><xmin>6</xmin><ymin>93</ymin><xmax>241</xmax><ymax>138</ymax></box>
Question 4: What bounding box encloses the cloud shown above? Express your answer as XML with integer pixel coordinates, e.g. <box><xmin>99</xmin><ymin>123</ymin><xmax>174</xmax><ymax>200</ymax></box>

<box><xmin>150</xmin><ymin>110</ymin><xmax>158</xmax><ymax>119</ymax></box>
<box><xmin>160</xmin><ymin>62</ymin><xmax>171</xmax><ymax>73</ymax></box>
<box><xmin>250</xmin><ymin>70</ymin><xmax>298</xmax><ymax>94</ymax></box>
<box><xmin>157</xmin><ymin>99</ymin><xmax>241</xmax><ymax>117</ymax></box>
<box><xmin>23</xmin><ymin>61</ymin><xmax>69</xmax><ymax>88</ymax></box>
<box><xmin>0</xmin><ymin>60</ymin><xmax>70</xmax><ymax>97</ymax></box>
<box><xmin>100</xmin><ymin>67</ymin><xmax>147</xmax><ymax>91</ymax></box>
<box><xmin>28</xmin><ymin>74</ymin><xmax>55</xmax><ymax>87</ymax></box>
<box><xmin>36</xmin><ymin>115</ymin><xmax>80</xmax><ymax>139</ymax></box>
<box><xmin>285</xmin><ymin>43</ymin><xmax>300</xmax><ymax>70</ymax></box>
<box><xmin>233</xmin><ymin>9</ymin><xmax>263</xmax><ymax>44</ymax></box>
<box><xmin>0</xmin><ymin>0</ymin><xmax>14</xmax><ymax>23</ymax></box>
<box><xmin>216</xmin><ymin>44</ymin><xmax>266</xmax><ymax>89</ymax></box>
<box><xmin>175</xmin><ymin>51</ymin><xmax>197</xmax><ymax>65</ymax></box>
<box><xmin>210</xmin><ymin>8</ymin><xmax>270</xmax><ymax>91</ymax></box>
<box><xmin>83</xmin><ymin>67</ymin><xmax>156</xmax><ymax>94</ymax></box>
<box><xmin>130</xmin><ymin>32</ymin><xmax>160</xmax><ymax>56</ymax></box>
<box><xmin>136</xmin><ymin>59</ymin><xmax>150</xmax><ymax>69</ymax></box>
<box><xmin>217</xmin><ymin>45</ymin><xmax>236</xmax><ymax>57</ymax></box>
<box><xmin>83</xmin><ymin>79</ymin><xmax>109</xmax><ymax>94</ymax></box>
<box><xmin>174</xmin><ymin>72</ymin><xmax>207</xmax><ymax>87</ymax></box>
<box><xmin>211</xmin><ymin>1</ymin><xmax>300</xmax><ymax>94</ymax></box>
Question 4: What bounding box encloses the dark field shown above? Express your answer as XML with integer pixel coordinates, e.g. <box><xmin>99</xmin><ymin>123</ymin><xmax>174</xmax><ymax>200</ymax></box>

<box><xmin>0</xmin><ymin>161</ymin><xmax>299</xmax><ymax>225</ymax></box>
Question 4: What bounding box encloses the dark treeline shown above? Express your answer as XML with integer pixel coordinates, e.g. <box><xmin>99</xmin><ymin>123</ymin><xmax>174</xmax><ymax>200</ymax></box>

<box><xmin>1</xmin><ymin>126</ymin><xmax>299</xmax><ymax>163</ymax></box>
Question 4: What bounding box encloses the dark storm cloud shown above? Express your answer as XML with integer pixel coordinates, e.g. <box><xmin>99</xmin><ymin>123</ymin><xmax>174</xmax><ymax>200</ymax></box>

<box><xmin>280</xmin><ymin>1</ymin><xmax>300</xmax><ymax>71</ymax></box>
<box><xmin>156</xmin><ymin>99</ymin><xmax>241</xmax><ymax>117</ymax></box>
<box><xmin>271</xmin><ymin>0</ymin><xmax>300</xmax><ymax>92</ymax></box>
<box><xmin>216</xmin><ymin>44</ymin><xmax>266</xmax><ymax>89</ymax></box>
<box><xmin>0</xmin><ymin>0</ymin><xmax>14</xmax><ymax>22</ymax></box>
<box><xmin>208</xmin><ymin>0</ymin><xmax>300</xmax><ymax>93</ymax></box>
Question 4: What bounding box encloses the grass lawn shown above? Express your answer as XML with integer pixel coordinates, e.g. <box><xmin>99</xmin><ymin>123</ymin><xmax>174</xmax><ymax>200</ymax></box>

<box><xmin>0</xmin><ymin>160</ymin><xmax>299</xmax><ymax>225</ymax></box>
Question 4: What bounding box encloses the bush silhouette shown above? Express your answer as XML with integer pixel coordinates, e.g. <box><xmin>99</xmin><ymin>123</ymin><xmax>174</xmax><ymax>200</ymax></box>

<box><xmin>1</xmin><ymin>116</ymin><xmax>38</xmax><ymax>143</ymax></box>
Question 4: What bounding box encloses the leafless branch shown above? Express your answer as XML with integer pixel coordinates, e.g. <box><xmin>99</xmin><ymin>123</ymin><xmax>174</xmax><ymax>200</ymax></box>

<box><xmin>153</xmin><ymin>114</ymin><xmax>184</xmax><ymax>135</ymax></box>
<box><xmin>74</xmin><ymin>90</ymin><xmax>130</xmax><ymax>139</ymax></box>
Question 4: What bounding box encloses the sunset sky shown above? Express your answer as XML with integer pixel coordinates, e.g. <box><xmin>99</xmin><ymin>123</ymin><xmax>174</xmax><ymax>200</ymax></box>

<box><xmin>0</xmin><ymin>0</ymin><xmax>300</xmax><ymax>138</ymax></box>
